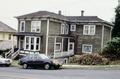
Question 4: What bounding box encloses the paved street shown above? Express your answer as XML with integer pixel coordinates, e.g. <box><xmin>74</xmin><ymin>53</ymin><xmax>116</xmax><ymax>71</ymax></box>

<box><xmin>0</xmin><ymin>67</ymin><xmax>120</xmax><ymax>79</ymax></box>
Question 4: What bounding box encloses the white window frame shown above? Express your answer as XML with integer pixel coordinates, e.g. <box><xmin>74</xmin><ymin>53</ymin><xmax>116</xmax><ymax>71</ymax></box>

<box><xmin>20</xmin><ymin>21</ymin><xmax>25</xmax><ymax>32</ymax></box>
<box><xmin>68</xmin><ymin>42</ymin><xmax>74</xmax><ymax>52</ymax></box>
<box><xmin>61</xmin><ymin>23</ymin><xmax>69</xmax><ymax>34</ymax></box>
<box><xmin>83</xmin><ymin>25</ymin><xmax>96</xmax><ymax>35</ymax></box>
<box><xmin>82</xmin><ymin>44</ymin><xmax>93</xmax><ymax>54</ymax></box>
<box><xmin>24</xmin><ymin>36</ymin><xmax>41</xmax><ymax>51</ymax></box>
<box><xmin>31</xmin><ymin>21</ymin><xmax>41</xmax><ymax>33</ymax></box>
<box><xmin>70</xmin><ymin>24</ymin><xmax>76</xmax><ymax>31</ymax></box>
<box><xmin>54</xmin><ymin>42</ymin><xmax>61</xmax><ymax>52</ymax></box>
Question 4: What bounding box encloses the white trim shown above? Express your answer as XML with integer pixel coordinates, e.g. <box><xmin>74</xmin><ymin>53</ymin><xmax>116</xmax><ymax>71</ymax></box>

<box><xmin>20</xmin><ymin>21</ymin><xmax>25</xmax><ymax>32</ymax></box>
<box><xmin>68</xmin><ymin>42</ymin><xmax>74</xmax><ymax>52</ymax></box>
<box><xmin>24</xmin><ymin>36</ymin><xmax>41</xmax><ymax>51</ymax></box>
<box><xmin>54</xmin><ymin>37</ymin><xmax>57</xmax><ymax>58</ymax></box>
<box><xmin>82</xmin><ymin>44</ymin><xmax>93</xmax><ymax>54</ymax></box>
<box><xmin>83</xmin><ymin>25</ymin><xmax>96</xmax><ymax>35</ymax></box>
<box><xmin>61</xmin><ymin>23</ymin><xmax>65</xmax><ymax>34</ymax></box>
<box><xmin>31</xmin><ymin>21</ymin><xmax>41</xmax><ymax>33</ymax></box>
<box><xmin>45</xmin><ymin>19</ymin><xmax>50</xmax><ymax>55</ymax></box>
<box><xmin>70</xmin><ymin>24</ymin><xmax>76</xmax><ymax>31</ymax></box>
<box><xmin>101</xmin><ymin>25</ymin><xmax>104</xmax><ymax>50</ymax></box>
<box><xmin>54</xmin><ymin>43</ymin><xmax>61</xmax><ymax>52</ymax></box>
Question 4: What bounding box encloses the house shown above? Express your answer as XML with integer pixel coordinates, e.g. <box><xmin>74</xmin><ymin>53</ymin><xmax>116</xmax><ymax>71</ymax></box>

<box><xmin>0</xmin><ymin>21</ymin><xmax>16</xmax><ymax>50</ymax></box>
<box><xmin>13</xmin><ymin>11</ymin><xmax>113</xmax><ymax>58</ymax></box>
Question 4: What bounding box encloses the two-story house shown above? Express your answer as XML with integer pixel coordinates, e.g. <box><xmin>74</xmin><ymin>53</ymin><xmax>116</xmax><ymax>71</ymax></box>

<box><xmin>14</xmin><ymin>11</ymin><xmax>113</xmax><ymax>58</ymax></box>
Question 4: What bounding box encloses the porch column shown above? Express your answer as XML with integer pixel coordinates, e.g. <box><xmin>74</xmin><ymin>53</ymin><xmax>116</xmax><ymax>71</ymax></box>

<box><xmin>11</xmin><ymin>35</ymin><xmax>14</xmax><ymax>53</ymax></box>
<box><xmin>101</xmin><ymin>25</ymin><xmax>104</xmax><ymax>51</ymax></box>
<box><xmin>45</xmin><ymin>18</ymin><xmax>50</xmax><ymax>55</ymax></box>
<box><xmin>61</xmin><ymin>37</ymin><xmax>64</xmax><ymax>56</ymax></box>
<box><xmin>54</xmin><ymin>36</ymin><xmax>56</xmax><ymax>58</ymax></box>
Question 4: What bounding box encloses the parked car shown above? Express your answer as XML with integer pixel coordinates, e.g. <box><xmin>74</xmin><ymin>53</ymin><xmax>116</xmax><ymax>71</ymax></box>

<box><xmin>0</xmin><ymin>55</ymin><xmax>12</xmax><ymax>67</ymax></box>
<box><xmin>18</xmin><ymin>54</ymin><xmax>64</xmax><ymax>70</ymax></box>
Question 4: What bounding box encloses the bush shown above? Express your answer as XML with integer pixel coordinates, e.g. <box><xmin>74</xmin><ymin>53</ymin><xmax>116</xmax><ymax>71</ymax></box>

<box><xmin>69</xmin><ymin>55</ymin><xmax>80</xmax><ymax>63</ymax></box>
<box><xmin>79</xmin><ymin>53</ymin><xmax>109</xmax><ymax>65</ymax></box>
<box><xmin>102</xmin><ymin>37</ymin><xmax>120</xmax><ymax>60</ymax></box>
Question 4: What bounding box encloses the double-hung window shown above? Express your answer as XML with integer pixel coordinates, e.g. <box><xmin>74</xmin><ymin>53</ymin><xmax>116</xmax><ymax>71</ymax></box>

<box><xmin>20</xmin><ymin>21</ymin><xmax>25</xmax><ymax>32</ymax></box>
<box><xmin>83</xmin><ymin>25</ymin><xmax>96</xmax><ymax>35</ymax></box>
<box><xmin>54</xmin><ymin>43</ymin><xmax>61</xmax><ymax>52</ymax></box>
<box><xmin>70</xmin><ymin>24</ymin><xmax>76</xmax><ymax>31</ymax></box>
<box><xmin>61</xmin><ymin>23</ymin><xmax>69</xmax><ymax>34</ymax></box>
<box><xmin>31</xmin><ymin>21</ymin><xmax>41</xmax><ymax>33</ymax></box>
<box><xmin>82</xmin><ymin>44</ymin><xmax>92</xmax><ymax>53</ymax></box>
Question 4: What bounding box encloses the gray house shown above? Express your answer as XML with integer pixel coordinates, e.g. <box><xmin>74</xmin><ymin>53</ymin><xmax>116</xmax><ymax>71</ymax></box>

<box><xmin>13</xmin><ymin>11</ymin><xmax>113</xmax><ymax>58</ymax></box>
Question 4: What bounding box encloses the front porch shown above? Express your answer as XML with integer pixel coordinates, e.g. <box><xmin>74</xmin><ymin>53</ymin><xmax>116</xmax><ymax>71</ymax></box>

<box><xmin>48</xmin><ymin>36</ymin><xmax>75</xmax><ymax>58</ymax></box>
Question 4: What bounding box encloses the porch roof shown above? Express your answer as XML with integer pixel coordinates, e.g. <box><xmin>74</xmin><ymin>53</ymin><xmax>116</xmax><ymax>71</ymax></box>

<box><xmin>13</xmin><ymin>32</ymin><xmax>43</xmax><ymax>36</ymax></box>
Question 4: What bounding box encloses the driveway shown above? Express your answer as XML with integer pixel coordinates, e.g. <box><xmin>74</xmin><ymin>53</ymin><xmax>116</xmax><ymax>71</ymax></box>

<box><xmin>0</xmin><ymin>67</ymin><xmax>120</xmax><ymax>79</ymax></box>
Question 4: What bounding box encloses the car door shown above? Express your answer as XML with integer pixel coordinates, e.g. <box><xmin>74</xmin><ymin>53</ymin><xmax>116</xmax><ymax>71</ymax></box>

<box><xmin>33</xmin><ymin>54</ymin><xmax>44</xmax><ymax>66</ymax></box>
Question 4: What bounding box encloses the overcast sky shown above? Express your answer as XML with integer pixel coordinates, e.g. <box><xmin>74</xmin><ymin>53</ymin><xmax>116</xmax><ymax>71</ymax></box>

<box><xmin>0</xmin><ymin>0</ymin><xmax>118</xmax><ymax>30</ymax></box>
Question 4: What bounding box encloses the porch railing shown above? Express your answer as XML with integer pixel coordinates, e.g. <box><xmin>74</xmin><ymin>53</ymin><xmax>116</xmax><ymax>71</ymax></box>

<box><xmin>54</xmin><ymin>51</ymin><xmax>74</xmax><ymax>58</ymax></box>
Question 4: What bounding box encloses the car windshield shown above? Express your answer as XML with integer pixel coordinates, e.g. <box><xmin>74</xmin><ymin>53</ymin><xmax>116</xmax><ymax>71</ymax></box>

<box><xmin>39</xmin><ymin>54</ymin><xmax>49</xmax><ymax>59</ymax></box>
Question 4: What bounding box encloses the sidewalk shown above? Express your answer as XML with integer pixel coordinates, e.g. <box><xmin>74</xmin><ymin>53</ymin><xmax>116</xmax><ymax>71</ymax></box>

<box><xmin>62</xmin><ymin>64</ymin><xmax>120</xmax><ymax>70</ymax></box>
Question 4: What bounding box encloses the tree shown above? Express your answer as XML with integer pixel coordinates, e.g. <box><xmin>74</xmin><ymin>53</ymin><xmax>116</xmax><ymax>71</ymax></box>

<box><xmin>112</xmin><ymin>5</ymin><xmax>120</xmax><ymax>37</ymax></box>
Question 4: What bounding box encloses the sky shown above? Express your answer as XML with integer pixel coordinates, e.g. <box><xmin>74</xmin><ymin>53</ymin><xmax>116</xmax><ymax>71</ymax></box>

<box><xmin>0</xmin><ymin>0</ymin><xmax>118</xmax><ymax>30</ymax></box>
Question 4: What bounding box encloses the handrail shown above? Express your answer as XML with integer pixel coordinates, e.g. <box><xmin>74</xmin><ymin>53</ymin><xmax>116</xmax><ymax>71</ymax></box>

<box><xmin>5</xmin><ymin>49</ymin><xmax>13</xmax><ymax>58</ymax></box>
<box><xmin>11</xmin><ymin>49</ymin><xmax>20</xmax><ymax>59</ymax></box>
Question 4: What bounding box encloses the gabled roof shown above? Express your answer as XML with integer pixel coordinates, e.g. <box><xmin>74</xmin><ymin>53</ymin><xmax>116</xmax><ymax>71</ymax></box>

<box><xmin>16</xmin><ymin>11</ymin><xmax>68</xmax><ymax>21</ymax></box>
<box><xmin>0</xmin><ymin>21</ymin><xmax>16</xmax><ymax>32</ymax></box>
<box><xmin>67</xmin><ymin>16</ymin><xmax>113</xmax><ymax>26</ymax></box>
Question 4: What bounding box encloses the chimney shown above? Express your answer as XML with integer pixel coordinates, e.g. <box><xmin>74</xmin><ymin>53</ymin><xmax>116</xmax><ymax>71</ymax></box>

<box><xmin>81</xmin><ymin>10</ymin><xmax>84</xmax><ymax>16</ymax></box>
<box><xmin>58</xmin><ymin>10</ymin><xmax>61</xmax><ymax>15</ymax></box>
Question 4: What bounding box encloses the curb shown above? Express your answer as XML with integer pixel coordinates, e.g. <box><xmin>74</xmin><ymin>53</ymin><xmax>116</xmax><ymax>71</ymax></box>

<box><xmin>62</xmin><ymin>65</ymin><xmax>120</xmax><ymax>69</ymax></box>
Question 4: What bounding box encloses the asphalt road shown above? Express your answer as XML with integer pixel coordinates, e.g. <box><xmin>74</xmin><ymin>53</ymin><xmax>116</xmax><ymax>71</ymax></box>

<box><xmin>0</xmin><ymin>67</ymin><xmax>120</xmax><ymax>79</ymax></box>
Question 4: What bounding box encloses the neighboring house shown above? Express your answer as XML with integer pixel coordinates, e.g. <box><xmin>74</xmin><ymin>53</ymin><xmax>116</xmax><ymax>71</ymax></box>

<box><xmin>14</xmin><ymin>11</ymin><xmax>113</xmax><ymax>58</ymax></box>
<box><xmin>0</xmin><ymin>21</ymin><xmax>16</xmax><ymax>50</ymax></box>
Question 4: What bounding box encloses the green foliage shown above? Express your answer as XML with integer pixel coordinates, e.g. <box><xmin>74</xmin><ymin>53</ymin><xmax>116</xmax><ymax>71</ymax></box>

<box><xmin>79</xmin><ymin>53</ymin><xmax>109</xmax><ymax>65</ymax></box>
<box><xmin>112</xmin><ymin>5</ymin><xmax>120</xmax><ymax>37</ymax></box>
<box><xmin>102</xmin><ymin>37</ymin><xmax>120</xmax><ymax>60</ymax></box>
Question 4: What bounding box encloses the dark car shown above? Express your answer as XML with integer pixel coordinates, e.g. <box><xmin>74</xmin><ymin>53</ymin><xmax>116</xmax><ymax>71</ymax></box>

<box><xmin>18</xmin><ymin>54</ymin><xmax>64</xmax><ymax>70</ymax></box>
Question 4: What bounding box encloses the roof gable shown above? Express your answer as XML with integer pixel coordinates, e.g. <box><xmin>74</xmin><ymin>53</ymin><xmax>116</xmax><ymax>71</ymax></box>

<box><xmin>0</xmin><ymin>21</ymin><xmax>16</xmax><ymax>32</ymax></box>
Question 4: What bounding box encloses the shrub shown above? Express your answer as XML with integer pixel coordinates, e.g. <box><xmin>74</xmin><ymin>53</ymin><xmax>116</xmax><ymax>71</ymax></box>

<box><xmin>79</xmin><ymin>53</ymin><xmax>109</xmax><ymax>65</ymax></box>
<box><xmin>102</xmin><ymin>37</ymin><xmax>120</xmax><ymax>60</ymax></box>
<box><xmin>69</xmin><ymin>55</ymin><xmax>80</xmax><ymax>63</ymax></box>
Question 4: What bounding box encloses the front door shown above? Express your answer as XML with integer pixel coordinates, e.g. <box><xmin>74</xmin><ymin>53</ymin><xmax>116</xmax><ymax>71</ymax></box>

<box><xmin>19</xmin><ymin>37</ymin><xmax>24</xmax><ymax>50</ymax></box>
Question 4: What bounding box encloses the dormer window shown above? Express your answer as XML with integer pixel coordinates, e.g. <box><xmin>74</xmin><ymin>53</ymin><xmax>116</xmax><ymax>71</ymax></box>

<box><xmin>70</xmin><ymin>24</ymin><xmax>76</xmax><ymax>31</ymax></box>
<box><xmin>20</xmin><ymin>21</ymin><xmax>25</xmax><ymax>32</ymax></box>
<box><xmin>83</xmin><ymin>25</ymin><xmax>96</xmax><ymax>35</ymax></box>
<box><xmin>31</xmin><ymin>21</ymin><xmax>41</xmax><ymax>33</ymax></box>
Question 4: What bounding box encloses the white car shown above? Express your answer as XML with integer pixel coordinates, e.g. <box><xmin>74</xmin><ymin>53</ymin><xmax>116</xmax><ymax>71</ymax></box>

<box><xmin>0</xmin><ymin>55</ymin><xmax>12</xmax><ymax>67</ymax></box>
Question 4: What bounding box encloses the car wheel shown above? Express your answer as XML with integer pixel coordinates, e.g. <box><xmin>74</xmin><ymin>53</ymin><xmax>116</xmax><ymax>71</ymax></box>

<box><xmin>44</xmin><ymin>63</ymin><xmax>50</xmax><ymax>70</ymax></box>
<box><xmin>23</xmin><ymin>64</ymin><xmax>28</xmax><ymax>69</ymax></box>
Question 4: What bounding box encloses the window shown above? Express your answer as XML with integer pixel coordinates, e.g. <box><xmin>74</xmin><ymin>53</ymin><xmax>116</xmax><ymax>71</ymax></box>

<box><xmin>61</xmin><ymin>23</ymin><xmax>69</xmax><ymax>34</ymax></box>
<box><xmin>82</xmin><ymin>44</ymin><xmax>92</xmax><ymax>53</ymax></box>
<box><xmin>55</xmin><ymin>43</ymin><xmax>61</xmax><ymax>52</ymax></box>
<box><xmin>31</xmin><ymin>21</ymin><xmax>41</xmax><ymax>33</ymax></box>
<box><xmin>20</xmin><ymin>21</ymin><xmax>25</xmax><ymax>32</ymax></box>
<box><xmin>25</xmin><ymin>36</ymin><xmax>40</xmax><ymax>51</ymax></box>
<box><xmin>83</xmin><ymin>25</ymin><xmax>96</xmax><ymax>35</ymax></box>
<box><xmin>68</xmin><ymin>42</ymin><xmax>74</xmax><ymax>51</ymax></box>
<box><xmin>8</xmin><ymin>34</ymin><xmax>11</xmax><ymax>40</ymax></box>
<box><xmin>70</xmin><ymin>24</ymin><xmax>76</xmax><ymax>31</ymax></box>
